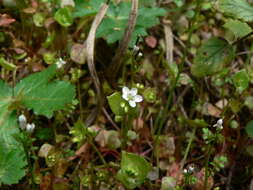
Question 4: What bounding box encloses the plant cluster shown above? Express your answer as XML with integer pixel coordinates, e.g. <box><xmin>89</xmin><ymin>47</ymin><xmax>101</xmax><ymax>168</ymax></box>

<box><xmin>1</xmin><ymin>0</ymin><xmax>253</xmax><ymax>189</ymax></box>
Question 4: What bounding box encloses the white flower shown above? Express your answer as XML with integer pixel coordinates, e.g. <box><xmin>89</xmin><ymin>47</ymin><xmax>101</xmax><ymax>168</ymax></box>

<box><xmin>138</xmin><ymin>52</ymin><xmax>143</xmax><ymax>57</ymax></box>
<box><xmin>133</xmin><ymin>45</ymin><xmax>140</xmax><ymax>53</ymax></box>
<box><xmin>18</xmin><ymin>114</ymin><xmax>27</xmax><ymax>130</ymax></box>
<box><xmin>122</xmin><ymin>87</ymin><xmax>143</xmax><ymax>108</ymax></box>
<box><xmin>213</xmin><ymin>118</ymin><xmax>223</xmax><ymax>129</ymax></box>
<box><xmin>56</xmin><ymin>58</ymin><xmax>66</xmax><ymax>68</ymax></box>
<box><xmin>26</xmin><ymin>123</ymin><xmax>35</xmax><ymax>133</ymax></box>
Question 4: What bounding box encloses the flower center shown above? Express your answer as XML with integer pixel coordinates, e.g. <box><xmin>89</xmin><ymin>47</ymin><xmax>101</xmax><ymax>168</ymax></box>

<box><xmin>127</xmin><ymin>94</ymin><xmax>134</xmax><ymax>101</ymax></box>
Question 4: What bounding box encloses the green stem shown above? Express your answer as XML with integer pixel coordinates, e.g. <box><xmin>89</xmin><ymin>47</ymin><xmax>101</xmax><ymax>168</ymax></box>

<box><xmin>89</xmin><ymin>139</ymin><xmax>107</xmax><ymax>165</ymax></box>
<box><xmin>204</xmin><ymin>143</ymin><xmax>212</xmax><ymax>189</ymax></box>
<box><xmin>180</xmin><ymin>126</ymin><xmax>197</xmax><ymax>170</ymax></box>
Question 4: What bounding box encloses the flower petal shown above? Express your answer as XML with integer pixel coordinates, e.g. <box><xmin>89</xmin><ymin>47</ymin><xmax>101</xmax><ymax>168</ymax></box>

<box><xmin>122</xmin><ymin>86</ymin><xmax>129</xmax><ymax>95</ymax></box>
<box><xmin>129</xmin><ymin>100</ymin><xmax>136</xmax><ymax>107</ymax></box>
<box><xmin>130</xmin><ymin>88</ymin><xmax>137</xmax><ymax>96</ymax></box>
<box><xmin>122</xmin><ymin>87</ymin><xmax>130</xmax><ymax>100</ymax></box>
<box><xmin>134</xmin><ymin>95</ymin><xmax>143</xmax><ymax>102</ymax></box>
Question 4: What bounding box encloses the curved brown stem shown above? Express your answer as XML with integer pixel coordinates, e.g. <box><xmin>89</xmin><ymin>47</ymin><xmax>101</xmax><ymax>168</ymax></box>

<box><xmin>85</xmin><ymin>3</ymin><xmax>109</xmax><ymax>126</ymax></box>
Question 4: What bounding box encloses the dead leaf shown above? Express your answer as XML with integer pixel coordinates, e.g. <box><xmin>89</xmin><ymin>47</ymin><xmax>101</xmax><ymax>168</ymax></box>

<box><xmin>155</xmin><ymin>135</ymin><xmax>175</xmax><ymax>158</ymax></box>
<box><xmin>40</xmin><ymin>173</ymin><xmax>52</xmax><ymax>190</ymax></box>
<box><xmin>95</xmin><ymin>129</ymin><xmax>108</xmax><ymax>147</ymax></box>
<box><xmin>202</xmin><ymin>103</ymin><xmax>221</xmax><ymax>117</ymax></box>
<box><xmin>215</xmin><ymin>99</ymin><xmax>228</xmax><ymax>110</ymax></box>
<box><xmin>70</xmin><ymin>43</ymin><xmax>87</xmax><ymax>64</ymax></box>
<box><xmin>145</xmin><ymin>36</ymin><xmax>157</xmax><ymax>48</ymax></box>
<box><xmin>207</xmin><ymin>103</ymin><xmax>221</xmax><ymax>117</ymax></box>
<box><xmin>0</xmin><ymin>14</ymin><xmax>15</xmax><ymax>27</ymax></box>
<box><xmin>133</xmin><ymin>117</ymin><xmax>144</xmax><ymax>130</ymax></box>
<box><xmin>23</xmin><ymin>7</ymin><xmax>37</xmax><ymax>14</ymax></box>
<box><xmin>38</xmin><ymin>143</ymin><xmax>55</xmax><ymax>158</ymax></box>
<box><xmin>192</xmin><ymin>168</ymin><xmax>214</xmax><ymax>190</ymax></box>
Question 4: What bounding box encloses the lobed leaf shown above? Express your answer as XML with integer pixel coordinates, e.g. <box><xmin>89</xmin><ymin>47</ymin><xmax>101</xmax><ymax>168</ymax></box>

<box><xmin>15</xmin><ymin>65</ymin><xmax>75</xmax><ymax>118</ymax></box>
<box><xmin>0</xmin><ymin>139</ymin><xmax>27</xmax><ymax>185</ymax></box>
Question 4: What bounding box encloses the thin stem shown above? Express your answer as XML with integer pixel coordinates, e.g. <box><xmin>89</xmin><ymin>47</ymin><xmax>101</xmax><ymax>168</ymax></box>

<box><xmin>89</xmin><ymin>139</ymin><xmax>107</xmax><ymax>165</ymax></box>
<box><xmin>180</xmin><ymin>126</ymin><xmax>197</xmax><ymax>170</ymax></box>
<box><xmin>204</xmin><ymin>143</ymin><xmax>212</xmax><ymax>189</ymax></box>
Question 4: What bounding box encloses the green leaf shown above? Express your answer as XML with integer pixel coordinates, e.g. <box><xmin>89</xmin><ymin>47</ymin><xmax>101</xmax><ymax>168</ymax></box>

<box><xmin>73</xmin><ymin>0</ymin><xmax>104</xmax><ymax>18</ymax></box>
<box><xmin>54</xmin><ymin>7</ymin><xmax>73</xmax><ymax>27</ymax></box>
<box><xmin>218</xmin><ymin>0</ymin><xmax>253</xmax><ymax>22</ymax></box>
<box><xmin>0</xmin><ymin>56</ymin><xmax>16</xmax><ymax>71</ymax></box>
<box><xmin>0</xmin><ymin>85</ymin><xmax>27</xmax><ymax>185</ymax></box>
<box><xmin>232</xmin><ymin>69</ymin><xmax>249</xmax><ymax>93</ymax></box>
<box><xmin>15</xmin><ymin>65</ymin><xmax>75</xmax><ymax>118</ymax></box>
<box><xmin>223</xmin><ymin>19</ymin><xmax>252</xmax><ymax>38</ymax></box>
<box><xmin>246</xmin><ymin>120</ymin><xmax>253</xmax><ymax>138</ymax></box>
<box><xmin>117</xmin><ymin>151</ymin><xmax>151</xmax><ymax>189</ymax></box>
<box><xmin>0</xmin><ymin>139</ymin><xmax>27</xmax><ymax>185</ymax></box>
<box><xmin>191</xmin><ymin>37</ymin><xmax>234</xmax><ymax>77</ymax></box>
<box><xmin>0</xmin><ymin>80</ymin><xmax>19</xmax><ymax>147</ymax></box>
<box><xmin>107</xmin><ymin>92</ymin><xmax>125</xmax><ymax>116</ymax></box>
<box><xmin>96</xmin><ymin>2</ymin><xmax>166</xmax><ymax>47</ymax></box>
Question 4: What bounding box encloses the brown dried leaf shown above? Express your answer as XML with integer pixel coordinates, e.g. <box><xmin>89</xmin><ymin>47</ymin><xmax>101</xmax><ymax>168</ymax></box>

<box><xmin>70</xmin><ymin>43</ymin><xmax>87</xmax><ymax>64</ymax></box>
<box><xmin>155</xmin><ymin>135</ymin><xmax>175</xmax><ymax>158</ymax></box>
<box><xmin>207</xmin><ymin>103</ymin><xmax>221</xmax><ymax>117</ymax></box>
<box><xmin>23</xmin><ymin>7</ymin><xmax>37</xmax><ymax>14</ymax></box>
<box><xmin>133</xmin><ymin>117</ymin><xmax>144</xmax><ymax>130</ymax></box>
<box><xmin>192</xmin><ymin>168</ymin><xmax>214</xmax><ymax>190</ymax></box>
<box><xmin>38</xmin><ymin>143</ymin><xmax>55</xmax><ymax>158</ymax></box>
<box><xmin>145</xmin><ymin>36</ymin><xmax>157</xmax><ymax>48</ymax></box>
<box><xmin>40</xmin><ymin>173</ymin><xmax>52</xmax><ymax>190</ymax></box>
<box><xmin>0</xmin><ymin>14</ymin><xmax>15</xmax><ymax>27</ymax></box>
<box><xmin>95</xmin><ymin>129</ymin><xmax>108</xmax><ymax>147</ymax></box>
<box><xmin>215</xmin><ymin>99</ymin><xmax>228</xmax><ymax>110</ymax></box>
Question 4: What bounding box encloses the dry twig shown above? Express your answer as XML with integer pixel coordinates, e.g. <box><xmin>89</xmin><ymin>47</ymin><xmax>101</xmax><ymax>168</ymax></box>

<box><xmin>85</xmin><ymin>3</ymin><xmax>109</xmax><ymax>126</ymax></box>
<box><xmin>107</xmin><ymin>0</ymin><xmax>139</xmax><ymax>85</ymax></box>
<box><xmin>164</xmin><ymin>23</ymin><xmax>174</xmax><ymax>65</ymax></box>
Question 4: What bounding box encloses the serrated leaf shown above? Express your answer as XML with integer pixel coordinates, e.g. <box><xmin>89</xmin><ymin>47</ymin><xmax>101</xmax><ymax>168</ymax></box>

<box><xmin>0</xmin><ymin>80</ymin><xmax>19</xmax><ymax>147</ymax></box>
<box><xmin>15</xmin><ymin>65</ymin><xmax>75</xmax><ymax>118</ymax></box>
<box><xmin>117</xmin><ymin>151</ymin><xmax>151</xmax><ymax>189</ymax></box>
<box><xmin>218</xmin><ymin>0</ymin><xmax>253</xmax><ymax>22</ymax></box>
<box><xmin>224</xmin><ymin>19</ymin><xmax>252</xmax><ymax>38</ymax></box>
<box><xmin>246</xmin><ymin>120</ymin><xmax>253</xmax><ymax>138</ymax></box>
<box><xmin>191</xmin><ymin>37</ymin><xmax>234</xmax><ymax>77</ymax></box>
<box><xmin>14</xmin><ymin>64</ymin><xmax>56</xmax><ymax>95</ymax></box>
<box><xmin>232</xmin><ymin>69</ymin><xmax>249</xmax><ymax>93</ymax></box>
<box><xmin>0</xmin><ymin>139</ymin><xmax>27</xmax><ymax>185</ymax></box>
<box><xmin>0</xmin><ymin>88</ymin><xmax>27</xmax><ymax>185</ymax></box>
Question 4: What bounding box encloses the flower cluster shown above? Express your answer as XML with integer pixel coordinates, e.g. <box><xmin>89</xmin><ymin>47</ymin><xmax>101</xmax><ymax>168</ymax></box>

<box><xmin>18</xmin><ymin>114</ymin><xmax>35</xmax><ymax>133</ymax></box>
